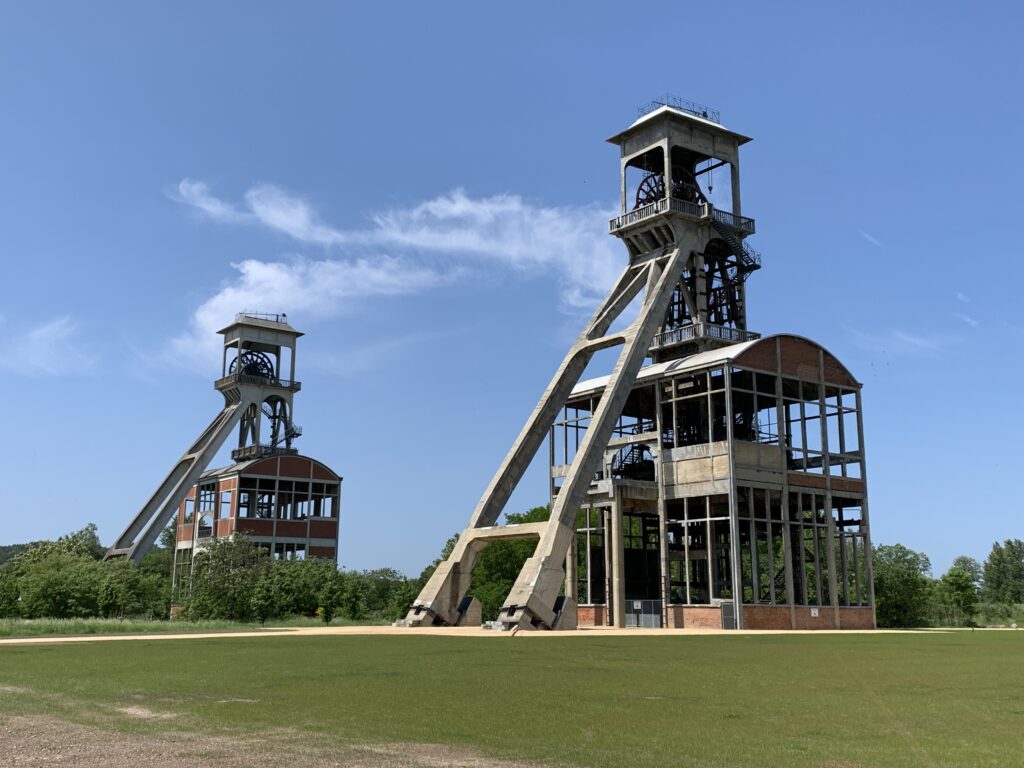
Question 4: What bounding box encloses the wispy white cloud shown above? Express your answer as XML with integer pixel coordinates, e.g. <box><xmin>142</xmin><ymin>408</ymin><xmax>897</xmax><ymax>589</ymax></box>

<box><xmin>167</xmin><ymin>181</ymin><xmax>625</xmax><ymax>372</ymax></box>
<box><xmin>167</xmin><ymin>255</ymin><xmax>458</xmax><ymax>367</ymax></box>
<box><xmin>243</xmin><ymin>184</ymin><xmax>354</xmax><ymax>246</ymax></box>
<box><xmin>174</xmin><ymin>180</ymin><xmax>251</xmax><ymax>224</ymax></box>
<box><xmin>956</xmin><ymin>291</ymin><xmax>970</xmax><ymax>304</ymax></box>
<box><xmin>954</xmin><ymin>312</ymin><xmax>979</xmax><ymax>328</ymax></box>
<box><xmin>173</xmin><ymin>182</ymin><xmax>621</xmax><ymax>311</ymax></box>
<box><xmin>0</xmin><ymin>316</ymin><xmax>96</xmax><ymax>376</ymax></box>
<box><xmin>858</xmin><ymin>229</ymin><xmax>883</xmax><ymax>249</ymax></box>
<box><xmin>370</xmin><ymin>190</ymin><xmax>620</xmax><ymax>309</ymax></box>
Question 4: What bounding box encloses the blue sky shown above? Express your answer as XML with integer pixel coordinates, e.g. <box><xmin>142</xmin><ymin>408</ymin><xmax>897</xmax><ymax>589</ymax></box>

<box><xmin>1</xmin><ymin>2</ymin><xmax>1021</xmax><ymax>576</ymax></box>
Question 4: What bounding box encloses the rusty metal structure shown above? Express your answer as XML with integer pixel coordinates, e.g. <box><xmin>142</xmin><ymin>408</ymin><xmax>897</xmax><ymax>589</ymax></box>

<box><xmin>406</xmin><ymin>96</ymin><xmax>874</xmax><ymax>631</ymax></box>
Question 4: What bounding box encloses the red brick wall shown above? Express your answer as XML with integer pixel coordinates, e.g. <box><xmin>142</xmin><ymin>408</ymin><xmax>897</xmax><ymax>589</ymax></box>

<box><xmin>247</xmin><ymin>458</ymin><xmax>279</xmax><ymax>476</ymax></box>
<box><xmin>576</xmin><ymin>605</ymin><xmax>606</xmax><ymax>626</ymax></box>
<box><xmin>788</xmin><ymin>472</ymin><xmax>828</xmax><ymax>490</ymax></box>
<box><xmin>683</xmin><ymin>607</ymin><xmax>723</xmax><ymax>629</ymax></box>
<box><xmin>275</xmin><ymin>520</ymin><xmax>306</xmax><ymax>537</ymax></box>
<box><xmin>312</xmin><ymin>463</ymin><xmax>337</xmax><ymax>480</ymax></box>
<box><xmin>308</xmin><ymin>546</ymin><xmax>337</xmax><ymax>559</ymax></box>
<box><xmin>235</xmin><ymin>519</ymin><xmax>273</xmax><ymax>536</ymax></box>
<box><xmin>742</xmin><ymin>605</ymin><xmax>792</xmax><ymax>629</ymax></box>
<box><xmin>278</xmin><ymin>456</ymin><xmax>311</xmax><ymax>477</ymax></box>
<box><xmin>831</xmin><ymin>477</ymin><xmax>866</xmax><ymax>494</ymax></box>
<box><xmin>838</xmin><ymin>607</ymin><xmax>875</xmax><ymax>629</ymax></box>
<box><xmin>793</xmin><ymin>606</ymin><xmax>837</xmax><ymax>629</ymax></box>
<box><xmin>309</xmin><ymin>520</ymin><xmax>338</xmax><ymax>539</ymax></box>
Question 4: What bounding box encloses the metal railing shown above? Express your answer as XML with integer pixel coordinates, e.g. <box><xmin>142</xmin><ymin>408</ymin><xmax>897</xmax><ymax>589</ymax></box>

<box><xmin>711</xmin><ymin>207</ymin><xmax>756</xmax><ymax>235</ymax></box>
<box><xmin>236</xmin><ymin>311</ymin><xmax>290</xmax><ymax>324</ymax></box>
<box><xmin>651</xmin><ymin>323</ymin><xmax>761</xmax><ymax>349</ymax></box>
<box><xmin>215</xmin><ymin>372</ymin><xmax>301</xmax><ymax>391</ymax></box>
<box><xmin>637</xmin><ymin>94</ymin><xmax>720</xmax><ymax>125</ymax></box>
<box><xmin>609</xmin><ymin>199</ymin><xmax>755</xmax><ymax>235</ymax></box>
<box><xmin>231</xmin><ymin>444</ymin><xmax>299</xmax><ymax>461</ymax></box>
<box><xmin>740</xmin><ymin>240</ymin><xmax>762</xmax><ymax>269</ymax></box>
<box><xmin>608</xmin><ymin>197</ymin><xmax>670</xmax><ymax>231</ymax></box>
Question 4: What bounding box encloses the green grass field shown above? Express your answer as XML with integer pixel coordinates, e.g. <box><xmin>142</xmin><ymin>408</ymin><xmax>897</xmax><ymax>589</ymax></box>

<box><xmin>1</xmin><ymin>631</ymin><xmax>1022</xmax><ymax>767</ymax></box>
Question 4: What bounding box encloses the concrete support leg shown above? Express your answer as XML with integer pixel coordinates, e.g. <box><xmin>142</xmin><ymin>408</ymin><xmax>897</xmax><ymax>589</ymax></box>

<box><xmin>610</xmin><ymin>488</ymin><xmax>625</xmax><ymax>628</ymax></box>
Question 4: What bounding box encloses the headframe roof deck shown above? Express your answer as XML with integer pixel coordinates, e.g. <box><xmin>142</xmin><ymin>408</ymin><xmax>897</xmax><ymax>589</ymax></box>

<box><xmin>569</xmin><ymin>334</ymin><xmax>860</xmax><ymax>402</ymax></box>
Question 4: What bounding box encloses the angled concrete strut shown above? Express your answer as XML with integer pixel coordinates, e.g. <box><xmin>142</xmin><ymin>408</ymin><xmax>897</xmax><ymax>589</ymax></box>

<box><xmin>408</xmin><ymin>232</ymin><xmax>698</xmax><ymax>629</ymax></box>
<box><xmin>105</xmin><ymin>384</ymin><xmax>260</xmax><ymax>564</ymax></box>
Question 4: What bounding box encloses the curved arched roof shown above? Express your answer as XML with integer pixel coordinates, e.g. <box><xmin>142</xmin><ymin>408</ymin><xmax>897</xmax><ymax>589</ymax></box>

<box><xmin>570</xmin><ymin>334</ymin><xmax>859</xmax><ymax>399</ymax></box>
<box><xmin>201</xmin><ymin>454</ymin><xmax>341</xmax><ymax>482</ymax></box>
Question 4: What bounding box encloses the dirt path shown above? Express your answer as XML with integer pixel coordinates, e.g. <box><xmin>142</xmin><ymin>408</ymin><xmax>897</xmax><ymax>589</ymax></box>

<box><xmin>0</xmin><ymin>714</ymin><xmax>541</xmax><ymax>768</ymax></box>
<box><xmin>0</xmin><ymin>624</ymin><xmax>922</xmax><ymax>646</ymax></box>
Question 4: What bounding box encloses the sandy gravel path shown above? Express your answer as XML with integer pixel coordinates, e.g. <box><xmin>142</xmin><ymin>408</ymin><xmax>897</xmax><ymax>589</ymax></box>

<box><xmin>0</xmin><ymin>624</ymin><xmax>925</xmax><ymax>646</ymax></box>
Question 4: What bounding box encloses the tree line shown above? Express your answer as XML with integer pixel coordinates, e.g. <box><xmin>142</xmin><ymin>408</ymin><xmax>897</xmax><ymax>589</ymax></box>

<box><xmin>872</xmin><ymin>541</ymin><xmax>1024</xmax><ymax>627</ymax></box>
<box><xmin>0</xmin><ymin>523</ymin><xmax>425</xmax><ymax>624</ymax></box>
<box><xmin>1</xmin><ymin>514</ymin><xmax>1021</xmax><ymax>628</ymax></box>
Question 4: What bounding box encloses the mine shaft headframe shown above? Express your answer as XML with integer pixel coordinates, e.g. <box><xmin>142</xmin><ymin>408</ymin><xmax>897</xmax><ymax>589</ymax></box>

<box><xmin>607</xmin><ymin>94</ymin><xmax>751</xmax><ymax>226</ymax></box>
<box><xmin>607</xmin><ymin>96</ymin><xmax>762</xmax><ymax>358</ymax></box>
<box><xmin>404</xmin><ymin>97</ymin><xmax>762</xmax><ymax>630</ymax></box>
<box><xmin>104</xmin><ymin>312</ymin><xmax>304</xmax><ymax>564</ymax></box>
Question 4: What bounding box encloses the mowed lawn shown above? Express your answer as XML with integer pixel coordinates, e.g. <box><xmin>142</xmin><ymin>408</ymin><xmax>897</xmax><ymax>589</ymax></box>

<box><xmin>1</xmin><ymin>631</ymin><xmax>1022</xmax><ymax>767</ymax></box>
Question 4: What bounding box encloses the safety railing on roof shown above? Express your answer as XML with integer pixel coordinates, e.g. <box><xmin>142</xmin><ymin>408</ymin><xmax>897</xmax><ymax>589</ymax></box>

<box><xmin>236</xmin><ymin>311</ymin><xmax>290</xmax><ymax>324</ymax></box>
<box><xmin>637</xmin><ymin>94</ymin><xmax>721</xmax><ymax>124</ymax></box>
<box><xmin>651</xmin><ymin>323</ymin><xmax>761</xmax><ymax>350</ymax></box>
<box><xmin>231</xmin><ymin>444</ymin><xmax>300</xmax><ymax>462</ymax></box>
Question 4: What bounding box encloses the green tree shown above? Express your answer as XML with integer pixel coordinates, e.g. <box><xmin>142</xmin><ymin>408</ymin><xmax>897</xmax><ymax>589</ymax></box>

<box><xmin>336</xmin><ymin>571</ymin><xmax>367</xmax><ymax>620</ymax></box>
<box><xmin>268</xmin><ymin>557</ymin><xmax>338</xmax><ymax>617</ymax></box>
<box><xmin>982</xmin><ymin>540</ymin><xmax>1024</xmax><ymax>604</ymax></box>
<box><xmin>17</xmin><ymin>552</ymin><xmax>105</xmax><ymax>618</ymax></box>
<box><xmin>250</xmin><ymin>572</ymin><xmax>277</xmax><ymax>624</ymax></box>
<box><xmin>951</xmin><ymin>555</ymin><xmax>982</xmax><ymax>587</ymax></box>
<box><xmin>0</xmin><ymin>568</ymin><xmax>19</xmax><ymax>617</ymax></box>
<box><xmin>873</xmin><ymin>543</ymin><xmax>932</xmax><ymax>628</ymax></box>
<box><xmin>317</xmin><ymin>571</ymin><xmax>345</xmax><ymax>623</ymax></box>
<box><xmin>465</xmin><ymin>506</ymin><xmax>550</xmax><ymax>621</ymax></box>
<box><xmin>936</xmin><ymin>566</ymin><xmax>979</xmax><ymax>627</ymax></box>
<box><xmin>183</xmin><ymin>537</ymin><xmax>271</xmax><ymax>621</ymax></box>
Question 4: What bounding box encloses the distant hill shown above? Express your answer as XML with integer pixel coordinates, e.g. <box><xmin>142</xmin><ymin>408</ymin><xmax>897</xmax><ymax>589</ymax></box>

<box><xmin>0</xmin><ymin>543</ymin><xmax>31</xmax><ymax>567</ymax></box>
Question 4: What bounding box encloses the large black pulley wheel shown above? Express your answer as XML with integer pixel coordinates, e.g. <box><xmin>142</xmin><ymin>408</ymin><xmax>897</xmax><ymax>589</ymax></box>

<box><xmin>230</xmin><ymin>351</ymin><xmax>275</xmax><ymax>378</ymax></box>
<box><xmin>634</xmin><ymin>173</ymin><xmax>665</xmax><ymax>209</ymax></box>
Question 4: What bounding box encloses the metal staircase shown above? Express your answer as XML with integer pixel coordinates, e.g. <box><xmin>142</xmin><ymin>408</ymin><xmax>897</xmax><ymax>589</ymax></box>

<box><xmin>710</xmin><ymin>218</ymin><xmax>761</xmax><ymax>278</ymax></box>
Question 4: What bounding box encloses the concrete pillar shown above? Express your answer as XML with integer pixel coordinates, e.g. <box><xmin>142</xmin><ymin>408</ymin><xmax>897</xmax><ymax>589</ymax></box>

<box><xmin>610</xmin><ymin>487</ymin><xmax>626</xmax><ymax>628</ymax></box>
<box><xmin>620</xmin><ymin>159</ymin><xmax>627</xmax><ymax>213</ymax></box>
<box><xmin>730</xmin><ymin>160</ymin><xmax>742</xmax><ymax>216</ymax></box>
<box><xmin>565</xmin><ymin>525</ymin><xmax>577</xmax><ymax>605</ymax></box>
<box><xmin>602</xmin><ymin>507</ymin><xmax>612</xmax><ymax>625</ymax></box>
<box><xmin>724</xmin><ymin>366</ymin><xmax>743</xmax><ymax>629</ymax></box>
<box><xmin>775</xmin><ymin>338</ymin><xmax>796</xmax><ymax>628</ymax></box>
<box><xmin>856</xmin><ymin>389</ymin><xmax>877</xmax><ymax>627</ymax></box>
<box><xmin>662</xmin><ymin>140</ymin><xmax>672</xmax><ymax>203</ymax></box>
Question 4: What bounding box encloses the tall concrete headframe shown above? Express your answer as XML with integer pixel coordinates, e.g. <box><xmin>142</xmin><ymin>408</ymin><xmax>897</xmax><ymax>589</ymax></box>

<box><xmin>407</xmin><ymin>96</ymin><xmax>875</xmax><ymax>631</ymax></box>
<box><xmin>105</xmin><ymin>313</ymin><xmax>307</xmax><ymax>563</ymax></box>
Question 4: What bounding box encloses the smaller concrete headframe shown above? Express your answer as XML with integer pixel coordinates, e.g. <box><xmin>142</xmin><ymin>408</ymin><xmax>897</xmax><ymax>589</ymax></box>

<box><xmin>105</xmin><ymin>312</ymin><xmax>304</xmax><ymax>563</ymax></box>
